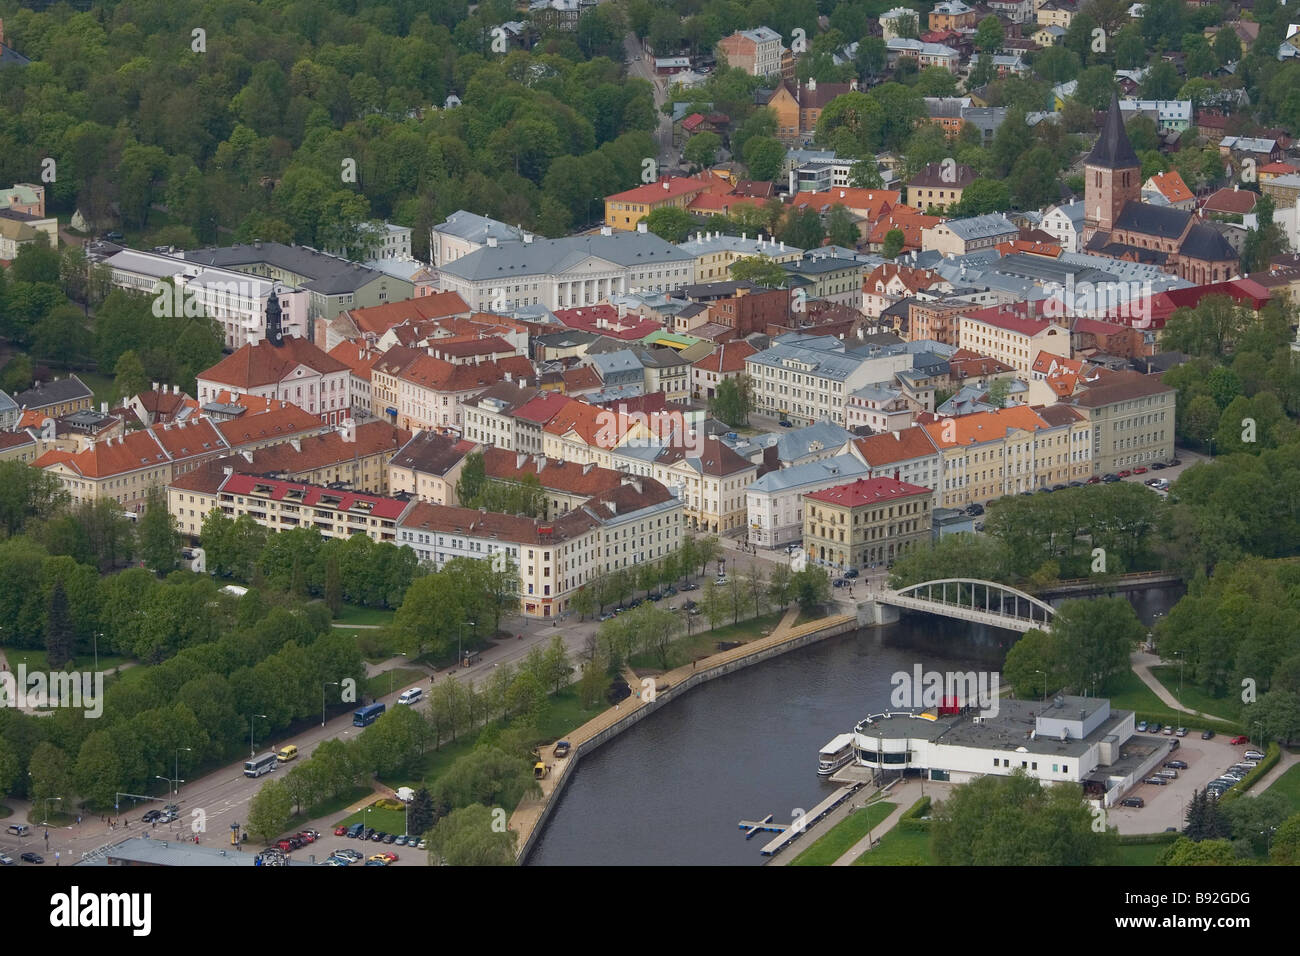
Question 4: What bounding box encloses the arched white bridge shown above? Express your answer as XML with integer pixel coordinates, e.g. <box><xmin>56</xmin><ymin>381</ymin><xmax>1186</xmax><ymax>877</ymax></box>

<box><xmin>879</xmin><ymin>579</ymin><xmax>1056</xmax><ymax>633</ymax></box>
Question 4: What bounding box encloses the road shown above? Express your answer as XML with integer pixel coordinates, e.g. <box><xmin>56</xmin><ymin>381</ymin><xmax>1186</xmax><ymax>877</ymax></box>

<box><xmin>623</xmin><ymin>33</ymin><xmax>676</xmax><ymax>174</ymax></box>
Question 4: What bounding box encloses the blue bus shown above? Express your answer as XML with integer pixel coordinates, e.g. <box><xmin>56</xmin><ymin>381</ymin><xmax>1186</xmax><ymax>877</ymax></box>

<box><xmin>353</xmin><ymin>702</ymin><xmax>386</xmax><ymax>727</ymax></box>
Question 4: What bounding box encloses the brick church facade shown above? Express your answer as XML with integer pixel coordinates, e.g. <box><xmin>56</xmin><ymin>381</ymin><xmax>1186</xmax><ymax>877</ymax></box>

<box><xmin>1082</xmin><ymin>94</ymin><xmax>1238</xmax><ymax>285</ymax></box>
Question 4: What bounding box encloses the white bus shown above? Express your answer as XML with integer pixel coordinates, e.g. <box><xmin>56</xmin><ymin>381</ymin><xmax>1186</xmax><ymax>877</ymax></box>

<box><xmin>244</xmin><ymin>752</ymin><xmax>279</xmax><ymax>778</ymax></box>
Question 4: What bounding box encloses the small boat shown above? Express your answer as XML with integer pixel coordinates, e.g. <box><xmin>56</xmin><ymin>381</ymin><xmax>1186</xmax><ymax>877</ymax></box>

<box><xmin>817</xmin><ymin>733</ymin><xmax>855</xmax><ymax>776</ymax></box>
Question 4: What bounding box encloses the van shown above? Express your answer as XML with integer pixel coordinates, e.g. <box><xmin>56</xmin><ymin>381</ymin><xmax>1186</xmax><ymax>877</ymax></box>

<box><xmin>1156</xmin><ymin>769</ymin><xmax>1178</xmax><ymax>779</ymax></box>
<box><xmin>4</xmin><ymin>824</ymin><xmax>30</xmax><ymax>837</ymax></box>
<box><xmin>277</xmin><ymin>745</ymin><xmax>298</xmax><ymax>763</ymax></box>
<box><xmin>397</xmin><ymin>687</ymin><xmax>423</xmax><ymax>706</ymax></box>
<box><xmin>346</xmin><ymin>823</ymin><xmax>364</xmax><ymax>839</ymax></box>
<box><xmin>1120</xmin><ymin>797</ymin><xmax>1144</xmax><ymax>808</ymax></box>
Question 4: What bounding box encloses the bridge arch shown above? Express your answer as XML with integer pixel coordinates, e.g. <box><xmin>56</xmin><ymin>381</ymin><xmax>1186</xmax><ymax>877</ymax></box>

<box><xmin>884</xmin><ymin>579</ymin><xmax>1056</xmax><ymax>632</ymax></box>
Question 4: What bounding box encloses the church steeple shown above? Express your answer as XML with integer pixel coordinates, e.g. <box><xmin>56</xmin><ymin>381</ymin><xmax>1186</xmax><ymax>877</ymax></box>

<box><xmin>1087</xmin><ymin>93</ymin><xmax>1140</xmax><ymax>169</ymax></box>
<box><xmin>1083</xmin><ymin>93</ymin><xmax>1141</xmax><ymax>239</ymax></box>
<box><xmin>265</xmin><ymin>285</ymin><xmax>284</xmax><ymax>347</ymax></box>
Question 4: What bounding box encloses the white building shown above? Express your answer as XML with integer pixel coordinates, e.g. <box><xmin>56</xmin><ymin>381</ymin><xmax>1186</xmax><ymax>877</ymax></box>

<box><xmin>745</xmin><ymin>454</ymin><xmax>871</xmax><ymax>549</ymax></box>
<box><xmin>437</xmin><ymin>225</ymin><xmax>697</xmax><ymax>312</ymax></box>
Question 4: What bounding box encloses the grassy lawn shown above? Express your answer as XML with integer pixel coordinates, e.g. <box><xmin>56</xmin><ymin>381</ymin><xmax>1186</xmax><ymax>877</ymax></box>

<box><xmin>1265</xmin><ymin>762</ymin><xmax>1300</xmax><ymax>816</ymax></box>
<box><xmin>1114</xmin><ymin>841</ymin><xmax>1169</xmax><ymax>865</ymax></box>
<box><xmin>75</xmin><ymin>371</ymin><xmax>116</xmax><ymax>407</ymax></box>
<box><xmin>1104</xmin><ymin>669</ymin><xmax>1242</xmax><ymax>734</ymax></box>
<box><xmin>629</xmin><ymin>611</ymin><xmax>784</xmax><ymax>670</ymax></box>
<box><xmin>853</xmin><ymin>825</ymin><xmax>934</xmax><ymax>865</ymax></box>
<box><xmin>288</xmin><ymin>785</ymin><xmax>373</xmax><ymax>833</ymax></box>
<box><xmin>7</xmin><ymin>648</ymin><xmax>133</xmax><ymax>673</ymax></box>
<box><xmin>791</xmin><ymin>801</ymin><xmax>896</xmax><ymax>866</ymax></box>
<box><xmin>334</xmin><ymin>805</ymin><xmax>407</xmax><ymax>836</ymax></box>
<box><xmin>362</xmin><ymin>667</ymin><xmax>426</xmax><ymax>700</ymax></box>
<box><xmin>794</xmin><ymin>606</ymin><xmax>830</xmax><ymax>627</ymax></box>
<box><xmin>1149</xmin><ymin>666</ymin><xmax>1233</xmax><ymax>721</ymax></box>
<box><xmin>335</xmin><ymin>604</ymin><xmax>396</xmax><ymax>627</ymax></box>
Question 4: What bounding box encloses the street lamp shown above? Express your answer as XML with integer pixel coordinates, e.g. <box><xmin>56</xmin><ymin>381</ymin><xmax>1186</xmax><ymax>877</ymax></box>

<box><xmin>1173</xmin><ymin>650</ymin><xmax>1185</xmax><ymax>697</ymax></box>
<box><xmin>42</xmin><ymin>796</ymin><xmax>62</xmax><ymax>826</ymax></box>
<box><xmin>458</xmin><ymin>621</ymin><xmax>476</xmax><ymax>668</ymax></box>
<box><xmin>249</xmin><ymin>713</ymin><xmax>268</xmax><ymax>758</ymax></box>
<box><xmin>322</xmin><ymin>681</ymin><xmax>340</xmax><ymax>727</ymax></box>
<box><xmin>174</xmin><ymin>747</ymin><xmax>192</xmax><ymax>796</ymax></box>
<box><xmin>93</xmin><ymin>631</ymin><xmax>101</xmax><ymax>673</ymax></box>
<box><xmin>1033</xmin><ymin>669</ymin><xmax>1048</xmax><ymax>703</ymax></box>
<box><xmin>389</xmin><ymin>654</ymin><xmax>408</xmax><ymax>696</ymax></box>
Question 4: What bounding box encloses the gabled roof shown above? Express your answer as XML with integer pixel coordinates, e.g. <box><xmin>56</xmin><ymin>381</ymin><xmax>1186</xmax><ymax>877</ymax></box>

<box><xmin>1146</xmin><ymin>170</ymin><xmax>1194</xmax><ymax>204</ymax></box>
<box><xmin>215</xmin><ymin>403</ymin><xmax>323</xmax><ymax>447</ymax></box>
<box><xmin>199</xmin><ymin>336</ymin><xmax>349</xmax><ymax>388</ymax></box>
<box><xmin>389</xmin><ymin>431</ymin><xmax>477</xmax><ymax>477</ymax></box>
<box><xmin>805</xmin><ymin>476</ymin><xmax>932</xmax><ymax>507</ymax></box>
<box><xmin>12</xmin><ymin>375</ymin><xmax>93</xmax><ymax>410</ymax></box>
<box><xmin>853</xmin><ymin>428</ymin><xmax>939</xmax><ymax>466</ymax></box>
<box><xmin>693</xmin><ymin>341</ymin><xmax>757</xmax><ymax>373</ymax></box>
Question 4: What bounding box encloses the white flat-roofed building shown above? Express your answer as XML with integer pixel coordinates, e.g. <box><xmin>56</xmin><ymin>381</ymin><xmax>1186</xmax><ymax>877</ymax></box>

<box><xmin>745</xmin><ymin>453</ymin><xmax>871</xmax><ymax>549</ymax></box>
<box><xmin>850</xmin><ymin>696</ymin><xmax>1144</xmax><ymax>805</ymax></box>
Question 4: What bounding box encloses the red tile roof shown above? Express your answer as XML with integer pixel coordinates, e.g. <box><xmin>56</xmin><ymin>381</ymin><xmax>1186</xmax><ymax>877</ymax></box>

<box><xmin>200</xmin><ymin>336</ymin><xmax>349</xmax><ymax>388</ymax></box>
<box><xmin>217</xmin><ymin>472</ymin><xmax>409</xmax><ymax>519</ymax></box>
<box><xmin>215</xmin><ymin>404</ymin><xmax>323</xmax><ymax>447</ymax></box>
<box><xmin>343</xmin><ymin>292</ymin><xmax>471</xmax><ymax>339</ymax></box>
<box><xmin>853</xmin><ymin>428</ymin><xmax>938</xmax><ymax>466</ymax></box>
<box><xmin>805</xmin><ymin>476</ymin><xmax>932</xmax><ymax>506</ymax></box>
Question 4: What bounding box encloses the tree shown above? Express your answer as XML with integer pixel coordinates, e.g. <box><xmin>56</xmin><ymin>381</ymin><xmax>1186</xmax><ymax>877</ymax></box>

<box><xmin>968</xmin><ymin>53</ymin><xmax>996</xmax><ymax>90</ymax></box>
<box><xmin>742</xmin><ymin>135</ymin><xmax>785</xmax><ymax>182</ymax></box>
<box><xmin>643</xmin><ymin>205</ymin><xmax>692</xmax><ymax>243</ymax></box>
<box><xmin>1214</xmin><ymin>27</ymin><xmax>1242</xmax><ymax>66</ymax></box>
<box><xmin>826</xmin><ymin>204</ymin><xmax>859</xmax><ymax>247</ymax></box>
<box><xmin>932</xmin><ymin>771</ymin><xmax>1117</xmax><ymax>865</ymax></box>
<box><xmin>248</xmin><ymin>778</ymin><xmax>293</xmax><ymax>844</ymax></box>
<box><xmin>791</xmin><ymin>566</ymin><xmax>831</xmax><ymax>613</ymax></box>
<box><xmin>113</xmin><ymin>350</ymin><xmax>149</xmax><ymax>402</ymax></box>
<box><xmin>1158</xmin><ymin>837</ymin><xmax>1237</xmax><ymax>866</ymax></box>
<box><xmin>427</xmin><ymin>803</ymin><xmax>517</xmax><ymax>865</ymax></box>
<box><xmin>778</xmin><ymin>207</ymin><xmax>826</xmax><ymax>250</ymax></box>
<box><xmin>683</xmin><ymin>132</ymin><xmax>721</xmax><ymax>168</ymax></box>
<box><xmin>976</xmin><ymin>16</ymin><xmax>1005</xmax><ymax>54</ymax></box>
<box><xmin>710</xmin><ymin>374</ymin><xmax>754</xmax><ymax>427</ymax></box>
<box><xmin>324</xmin><ymin>555</ymin><xmax>343</xmax><ymax>617</ymax></box>
<box><xmin>768</xmin><ymin>563</ymin><xmax>794</xmax><ymax>609</ymax></box>
<box><xmin>882</xmin><ymin>228</ymin><xmax>905</xmax><ymax>259</ymax></box>
<box><xmin>728</xmin><ymin>256</ymin><xmax>788</xmax><ymax>287</ymax></box>
<box><xmin>1142</xmin><ymin>61</ymin><xmax>1182</xmax><ymax>101</ymax></box>
<box><xmin>1271</xmin><ymin>813</ymin><xmax>1300</xmax><ymax>865</ymax></box>
<box><xmin>138</xmin><ymin>488</ymin><xmax>180</xmax><ymax>575</ymax></box>
<box><xmin>0</xmin><ymin>461</ymin><xmax>68</xmax><ymax>536</ymax></box>
<box><xmin>45</xmin><ymin>580</ymin><xmax>76</xmax><ymax>670</ymax></box>
<box><xmin>408</xmin><ymin>787</ymin><xmax>436</xmax><ymax>836</ymax></box>
<box><xmin>955</xmin><ymin>179</ymin><xmax>1012</xmax><ymax>216</ymax></box>
<box><xmin>1052</xmin><ymin>597</ymin><xmax>1147</xmax><ymax>695</ymax></box>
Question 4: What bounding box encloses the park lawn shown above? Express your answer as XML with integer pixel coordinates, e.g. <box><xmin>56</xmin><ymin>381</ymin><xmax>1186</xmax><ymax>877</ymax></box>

<box><xmin>791</xmin><ymin>801</ymin><xmax>896</xmax><ymax>866</ymax></box>
<box><xmin>334</xmin><ymin>805</ymin><xmax>407</xmax><ymax>836</ymax></box>
<box><xmin>75</xmin><ymin>371</ymin><xmax>116</xmax><ymax>407</ymax></box>
<box><xmin>628</xmin><ymin>611</ymin><xmax>784</xmax><ymax>670</ymax></box>
<box><xmin>285</xmin><ymin>786</ymin><xmax>372</xmax><ymax>833</ymax></box>
<box><xmin>794</xmin><ymin>606</ymin><xmax>830</xmax><ymax>627</ymax></box>
<box><xmin>1114</xmin><ymin>841</ymin><xmax>1169</xmax><ymax>865</ymax></box>
<box><xmin>1149</xmin><ymin>666</ymin><xmax>1233</xmax><ymax>721</ymax></box>
<box><xmin>335</xmin><ymin>604</ymin><xmax>396</xmax><ymax>627</ymax></box>
<box><xmin>1265</xmin><ymin>761</ymin><xmax>1300</xmax><ymax>816</ymax></box>
<box><xmin>362</xmin><ymin>667</ymin><xmax>426</xmax><ymax>700</ymax></box>
<box><xmin>853</xmin><ymin>825</ymin><xmax>934</xmax><ymax>865</ymax></box>
<box><xmin>6</xmin><ymin>648</ymin><xmax>132</xmax><ymax>673</ymax></box>
<box><xmin>1104</xmin><ymin>670</ymin><xmax>1242</xmax><ymax>735</ymax></box>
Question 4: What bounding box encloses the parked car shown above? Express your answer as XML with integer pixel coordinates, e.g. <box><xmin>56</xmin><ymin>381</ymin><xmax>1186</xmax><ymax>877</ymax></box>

<box><xmin>554</xmin><ymin>740</ymin><xmax>571</xmax><ymax>758</ymax></box>
<box><xmin>1148</xmin><ymin>723</ymin><xmax>1162</xmax><ymax>734</ymax></box>
<box><xmin>20</xmin><ymin>852</ymin><xmax>43</xmax><ymax>864</ymax></box>
<box><xmin>1051</xmin><ymin>484</ymin><xmax>1067</xmax><ymax>492</ymax></box>
<box><xmin>1170</xmin><ymin>458</ymin><xmax>1182</xmax><ymax>466</ymax></box>
<box><xmin>778</xmin><ymin>419</ymin><xmax>793</xmax><ymax>427</ymax></box>
<box><xmin>1087</xmin><ymin>476</ymin><xmax>1102</xmax><ymax>484</ymax></box>
<box><xmin>1164</xmin><ymin>760</ymin><xmax>1188</xmax><ymax>769</ymax></box>
<box><xmin>370</xmin><ymin>830</ymin><xmax>386</xmax><ymax>842</ymax></box>
<box><xmin>1229</xmin><ymin>735</ymin><xmax>1248</xmax><ymax>745</ymax></box>
<box><xmin>1175</xmin><ymin>727</ymin><xmax>1187</xmax><ymax>737</ymax></box>
<box><xmin>1156</xmin><ymin>769</ymin><xmax>1178</xmax><ymax>779</ymax></box>
<box><xmin>394</xmin><ymin>835</ymin><xmax>408</xmax><ymax>846</ymax></box>
<box><xmin>1163</xmin><ymin>725</ymin><xmax>1175</xmax><ymax>735</ymax></box>
<box><xmin>1120</xmin><ymin>796</ymin><xmax>1145</xmax><ymax>808</ymax></box>
<box><xmin>1136</xmin><ymin>720</ymin><xmax>1149</xmax><ymax>731</ymax></box>
<box><xmin>362</xmin><ymin>827</ymin><xmax>376</xmax><ymax>840</ymax></box>
<box><xmin>1133</xmin><ymin>466</ymin><xmax>1148</xmax><ymax>474</ymax></box>
<box><xmin>367</xmin><ymin>854</ymin><xmax>389</xmax><ymax>864</ymax></box>
<box><xmin>1169</xmin><ymin>739</ymin><xmax>1180</xmax><ymax>751</ymax></box>
<box><xmin>0</xmin><ymin>852</ymin><xmax>14</xmax><ymax>865</ymax></box>
<box><xmin>1144</xmin><ymin>776</ymin><xmax>1168</xmax><ymax>785</ymax></box>
<box><xmin>334</xmin><ymin>825</ymin><xmax>348</xmax><ymax>836</ymax></box>
<box><xmin>1117</xmin><ymin>469</ymin><xmax>1133</xmax><ymax>478</ymax></box>
<box><xmin>347</xmin><ymin>823</ymin><xmax>364</xmax><ymax>839</ymax></box>
<box><xmin>1201</xmin><ymin>729</ymin><xmax>1215</xmax><ymax>740</ymax></box>
<box><xmin>383</xmin><ymin>832</ymin><xmax>397</xmax><ymax>844</ymax></box>
<box><xmin>383</xmin><ymin>851</ymin><xmax>398</xmax><ymax>862</ymax></box>
<box><xmin>1244</xmin><ymin>750</ymin><xmax>1265</xmax><ymax>761</ymax></box>
<box><xmin>142</xmin><ymin>809</ymin><xmax>162</xmax><ymax>823</ymax></box>
<box><xmin>1068</xmin><ymin>480</ymin><xmax>1084</xmax><ymax>487</ymax></box>
<box><xmin>965</xmin><ymin>503</ymin><xmax>985</xmax><ymax>516</ymax></box>
<box><xmin>1102</xmin><ymin>473</ymin><xmax>1120</xmax><ymax>483</ymax></box>
<box><xmin>1144</xmin><ymin>477</ymin><xmax>1161</xmax><ymax>486</ymax></box>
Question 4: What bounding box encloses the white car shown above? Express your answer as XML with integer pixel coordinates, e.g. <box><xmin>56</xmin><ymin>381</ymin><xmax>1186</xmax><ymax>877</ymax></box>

<box><xmin>0</xmin><ymin>851</ymin><xmax>14</xmax><ymax>866</ymax></box>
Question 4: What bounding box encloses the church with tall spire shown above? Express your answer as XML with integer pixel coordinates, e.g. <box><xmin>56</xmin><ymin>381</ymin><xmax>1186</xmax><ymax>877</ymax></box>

<box><xmin>1082</xmin><ymin>94</ymin><xmax>1238</xmax><ymax>285</ymax></box>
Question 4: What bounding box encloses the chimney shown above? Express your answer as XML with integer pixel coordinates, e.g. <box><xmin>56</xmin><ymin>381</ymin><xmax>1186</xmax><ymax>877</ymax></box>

<box><xmin>662</xmin><ymin>181</ymin><xmax>670</xmax><ymax>191</ymax></box>
<box><xmin>636</xmin><ymin>221</ymin><xmax>648</xmax><ymax>234</ymax></box>
<box><xmin>487</xmin><ymin>237</ymin><xmax>498</xmax><ymax>248</ymax></box>
<box><xmin>100</xmin><ymin>402</ymin><xmax>108</xmax><ymax>414</ymax></box>
<box><xmin>537</xmin><ymin>455</ymin><xmax>547</xmax><ymax>471</ymax></box>
<box><xmin>152</xmin><ymin>382</ymin><xmax>159</xmax><ymax>392</ymax></box>
<box><xmin>600</xmin><ymin>225</ymin><xmax>613</xmax><ymax>236</ymax></box>
<box><xmin>516</xmin><ymin>453</ymin><xmax>528</xmax><ymax>469</ymax></box>
<box><xmin>240</xmin><ymin>450</ymin><xmax>253</xmax><ymax>463</ymax></box>
<box><xmin>808</xmin><ymin>78</ymin><xmax>816</xmax><ymax>92</ymax></box>
<box><xmin>290</xmin><ymin>439</ymin><xmax>301</xmax><ymax>452</ymax></box>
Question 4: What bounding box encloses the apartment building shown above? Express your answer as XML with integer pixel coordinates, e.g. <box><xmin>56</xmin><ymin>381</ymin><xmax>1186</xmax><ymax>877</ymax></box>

<box><xmin>922</xmin><ymin>214</ymin><xmax>1019</xmax><ymax>256</ymax></box>
<box><xmin>746</xmin><ymin>454</ymin><xmax>872</xmax><ymax>549</ymax></box>
<box><xmin>745</xmin><ymin>335</ymin><xmax>912</xmax><ymax>427</ymax></box>
<box><xmin>207</xmin><ymin>421</ymin><xmax>410</xmax><ymax>495</ymax></box>
<box><xmin>851</xmin><ymin>428</ymin><xmax>943</xmax><ymax>490</ymax></box>
<box><xmin>461</xmin><ymin>381</ymin><xmax>542</xmax><ymax>450</ymax></box>
<box><xmin>196</xmin><ymin>331</ymin><xmax>353</xmax><ymax>425</ymax></box>
<box><xmin>716</xmin><ymin>27</ymin><xmax>784</xmax><ymax>76</ymax></box>
<box><xmin>481</xmin><ymin>448</ymin><xmax>623</xmax><ymax>519</ymax></box>
<box><xmin>1064</xmin><ymin>371</ymin><xmax>1175</xmax><ymax>473</ymax></box>
<box><xmin>11</xmin><ymin>375</ymin><xmax>93</xmax><ymax>419</ymax></box>
<box><xmin>957</xmin><ymin>311</ymin><xmax>1071</xmax><ymax>375</ymax></box>
<box><xmin>386</xmin><ymin>430</ymin><xmax>479</xmax><ymax>505</ymax></box>
<box><xmin>604</xmin><ymin>177</ymin><xmax>717</xmax><ymax>232</ymax></box>
<box><xmin>803</xmin><ymin>477</ymin><xmax>934</xmax><ymax>572</ymax></box>
<box><xmin>168</xmin><ymin>471</ymin><xmax>409</xmax><ymax>542</ymax></box>
<box><xmin>393</xmin><ymin>353</ymin><xmax>535</xmax><ymax>432</ymax></box>
<box><xmin>677</xmin><ymin>232</ymin><xmax>804</xmax><ymax>283</ymax></box>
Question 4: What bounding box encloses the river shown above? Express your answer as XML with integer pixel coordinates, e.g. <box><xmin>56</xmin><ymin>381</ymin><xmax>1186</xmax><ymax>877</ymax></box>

<box><xmin>527</xmin><ymin>586</ymin><xmax>1183</xmax><ymax>866</ymax></box>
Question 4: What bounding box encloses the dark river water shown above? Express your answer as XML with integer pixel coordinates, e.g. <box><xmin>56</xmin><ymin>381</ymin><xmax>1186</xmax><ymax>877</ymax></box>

<box><xmin>528</xmin><ymin>587</ymin><xmax>1182</xmax><ymax>866</ymax></box>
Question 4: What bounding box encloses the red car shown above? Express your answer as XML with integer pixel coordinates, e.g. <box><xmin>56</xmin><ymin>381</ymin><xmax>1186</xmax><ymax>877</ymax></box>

<box><xmin>382</xmin><ymin>851</ymin><xmax>398</xmax><ymax>862</ymax></box>
<box><xmin>1133</xmin><ymin>466</ymin><xmax>1148</xmax><ymax>474</ymax></box>
<box><xmin>334</xmin><ymin>825</ymin><xmax>348</xmax><ymax>836</ymax></box>
<box><xmin>1086</xmin><ymin>476</ymin><xmax>1102</xmax><ymax>484</ymax></box>
<box><xmin>1230</xmin><ymin>735</ymin><xmax>1248</xmax><ymax>745</ymax></box>
<box><xmin>1117</xmin><ymin>470</ymin><xmax>1132</xmax><ymax>478</ymax></box>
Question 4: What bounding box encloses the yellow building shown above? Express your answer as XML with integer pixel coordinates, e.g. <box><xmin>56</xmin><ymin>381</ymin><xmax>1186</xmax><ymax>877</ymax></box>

<box><xmin>604</xmin><ymin>176</ymin><xmax>715</xmax><ymax>231</ymax></box>
<box><xmin>802</xmin><ymin>476</ymin><xmax>933</xmax><ymax>572</ymax></box>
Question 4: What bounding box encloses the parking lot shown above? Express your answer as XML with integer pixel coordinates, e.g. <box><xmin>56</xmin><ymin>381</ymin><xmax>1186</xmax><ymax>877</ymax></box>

<box><xmin>1107</xmin><ymin>732</ymin><xmax>1261</xmax><ymax>834</ymax></box>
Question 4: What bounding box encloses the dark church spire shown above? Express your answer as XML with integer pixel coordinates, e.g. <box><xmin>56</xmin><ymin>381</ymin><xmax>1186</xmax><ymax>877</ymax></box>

<box><xmin>1085</xmin><ymin>92</ymin><xmax>1139</xmax><ymax>170</ymax></box>
<box><xmin>265</xmin><ymin>285</ymin><xmax>284</xmax><ymax>347</ymax></box>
